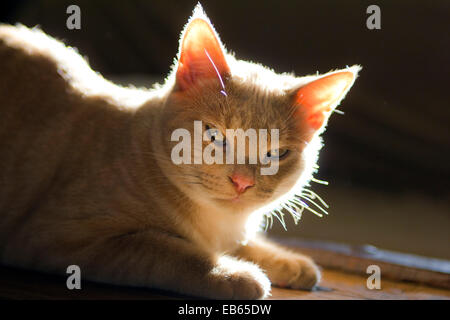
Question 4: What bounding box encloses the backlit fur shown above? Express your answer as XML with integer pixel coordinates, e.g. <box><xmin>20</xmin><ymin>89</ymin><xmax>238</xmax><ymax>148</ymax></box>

<box><xmin>0</xmin><ymin>5</ymin><xmax>359</xmax><ymax>299</ymax></box>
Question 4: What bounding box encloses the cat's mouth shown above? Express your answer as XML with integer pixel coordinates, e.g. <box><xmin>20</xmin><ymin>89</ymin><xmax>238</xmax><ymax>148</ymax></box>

<box><xmin>231</xmin><ymin>196</ymin><xmax>241</xmax><ymax>203</ymax></box>
<box><xmin>214</xmin><ymin>194</ymin><xmax>253</xmax><ymax>205</ymax></box>
<box><xmin>214</xmin><ymin>195</ymin><xmax>241</xmax><ymax>203</ymax></box>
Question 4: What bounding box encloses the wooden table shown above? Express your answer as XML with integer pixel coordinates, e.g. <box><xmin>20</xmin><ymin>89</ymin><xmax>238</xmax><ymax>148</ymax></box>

<box><xmin>0</xmin><ymin>264</ymin><xmax>448</xmax><ymax>300</ymax></box>
<box><xmin>1</xmin><ymin>239</ymin><xmax>449</xmax><ymax>300</ymax></box>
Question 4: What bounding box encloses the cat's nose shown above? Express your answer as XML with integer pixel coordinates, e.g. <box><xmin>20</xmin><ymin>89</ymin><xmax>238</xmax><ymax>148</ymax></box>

<box><xmin>229</xmin><ymin>174</ymin><xmax>255</xmax><ymax>194</ymax></box>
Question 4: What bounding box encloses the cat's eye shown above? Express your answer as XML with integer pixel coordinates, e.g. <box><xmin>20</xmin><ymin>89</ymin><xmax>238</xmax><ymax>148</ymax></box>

<box><xmin>266</xmin><ymin>148</ymin><xmax>290</xmax><ymax>160</ymax></box>
<box><xmin>205</xmin><ymin>125</ymin><xmax>226</xmax><ymax>146</ymax></box>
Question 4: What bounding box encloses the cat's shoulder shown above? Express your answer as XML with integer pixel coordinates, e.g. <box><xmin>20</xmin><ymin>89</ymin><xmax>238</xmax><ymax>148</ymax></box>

<box><xmin>0</xmin><ymin>24</ymin><xmax>155</xmax><ymax>109</ymax></box>
<box><xmin>0</xmin><ymin>24</ymin><xmax>83</xmax><ymax>82</ymax></box>
<box><xmin>0</xmin><ymin>24</ymin><xmax>66</xmax><ymax>62</ymax></box>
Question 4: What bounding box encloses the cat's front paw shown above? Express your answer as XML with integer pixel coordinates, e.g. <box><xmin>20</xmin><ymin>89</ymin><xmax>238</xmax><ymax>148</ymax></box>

<box><xmin>209</xmin><ymin>256</ymin><xmax>271</xmax><ymax>299</ymax></box>
<box><xmin>267</xmin><ymin>254</ymin><xmax>321</xmax><ymax>290</ymax></box>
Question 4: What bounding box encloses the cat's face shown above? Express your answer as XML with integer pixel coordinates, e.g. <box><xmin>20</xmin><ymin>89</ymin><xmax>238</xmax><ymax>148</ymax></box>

<box><xmin>161</xmin><ymin>79</ymin><xmax>306</xmax><ymax>211</ymax></box>
<box><xmin>156</xmin><ymin>6</ymin><xmax>359</xmax><ymax>213</ymax></box>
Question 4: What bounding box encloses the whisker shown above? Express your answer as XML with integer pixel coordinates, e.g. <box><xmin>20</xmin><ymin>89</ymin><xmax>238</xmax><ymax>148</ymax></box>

<box><xmin>286</xmin><ymin>201</ymin><xmax>303</xmax><ymax>224</ymax></box>
<box><xmin>291</xmin><ymin>197</ymin><xmax>324</xmax><ymax>217</ymax></box>
<box><xmin>311</xmin><ymin>177</ymin><xmax>329</xmax><ymax>185</ymax></box>
<box><xmin>204</xmin><ymin>48</ymin><xmax>227</xmax><ymax>96</ymax></box>
<box><xmin>302</xmin><ymin>188</ymin><xmax>330</xmax><ymax>208</ymax></box>
<box><xmin>272</xmin><ymin>208</ymin><xmax>287</xmax><ymax>231</ymax></box>
<box><xmin>296</xmin><ymin>194</ymin><xmax>329</xmax><ymax>216</ymax></box>
<box><xmin>264</xmin><ymin>214</ymin><xmax>274</xmax><ymax>231</ymax></box>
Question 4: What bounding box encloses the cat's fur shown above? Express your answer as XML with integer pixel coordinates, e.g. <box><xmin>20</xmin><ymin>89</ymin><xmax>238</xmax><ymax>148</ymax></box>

<box><xmin>0</xmin><ymin>5</ymin><xmax>359</xmax><ymax>299</ymax></box>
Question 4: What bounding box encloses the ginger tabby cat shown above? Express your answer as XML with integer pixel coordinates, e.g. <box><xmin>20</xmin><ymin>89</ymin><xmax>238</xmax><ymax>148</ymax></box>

<box><xmin>0</xmin><ymin>5</ymin><xmax>359</xmax><ymax>299</ymax></box>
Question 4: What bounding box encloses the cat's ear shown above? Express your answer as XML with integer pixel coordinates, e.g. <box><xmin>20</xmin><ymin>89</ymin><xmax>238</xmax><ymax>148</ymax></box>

<box><xmin>175</xmin><ymin>8</ymin><xmax>230</xmax><ymax>91</ymax></box>
<box><xmin>293</xmin><ymin>66</ymin><xmax>360</xmax><ymax>133</ymax></box>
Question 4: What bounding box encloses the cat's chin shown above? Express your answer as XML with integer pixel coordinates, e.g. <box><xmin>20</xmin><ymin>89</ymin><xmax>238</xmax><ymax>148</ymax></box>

<box><xmin>212</xmin><ymin>196</ymin><xmax>262</xmax><ymax>211</ymax></box>
<box><xmin>215</xmin><ymin>196</ymin><xmax>242</xmax><ymax>204</ymax></box>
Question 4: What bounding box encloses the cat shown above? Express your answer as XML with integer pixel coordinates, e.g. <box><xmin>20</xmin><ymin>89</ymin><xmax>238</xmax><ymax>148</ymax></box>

<box><xmin>0</xmin><ymin>4</ymin><xmax>359</xmax><ymax>299</ymax></box>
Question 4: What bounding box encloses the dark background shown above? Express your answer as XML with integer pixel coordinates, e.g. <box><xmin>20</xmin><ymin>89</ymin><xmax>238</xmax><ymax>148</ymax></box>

<box><xmin>1</xmin><ymin>0</ymin><xmax>449</xmax><ymax>258</ymax></box>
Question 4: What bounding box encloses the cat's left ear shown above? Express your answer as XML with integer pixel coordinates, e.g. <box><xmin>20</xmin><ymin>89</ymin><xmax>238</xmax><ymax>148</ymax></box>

<box><xmin>293</xmin><ymin>66</ymin><xmax>361</xmax><ymax>133</ymax></box>
<box><xmin>175</xmin><ymin>7</ymin><xmax>230</xmax><ymax>91</ymax></box>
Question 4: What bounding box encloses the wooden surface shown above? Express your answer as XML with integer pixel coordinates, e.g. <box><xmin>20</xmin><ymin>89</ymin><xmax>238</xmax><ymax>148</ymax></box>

<box><xmin>278</xmin><ymin>238</ymin><xmax>450</xmax><ymax>290</ymax></box>
<box><xmin>0</xmin><ymin>264</ymin><xmax>449</xmax><ymax>300</ymax></box>
<box><xmin>270</xmin><ymin>269</ymin><xmax>450</xmax><ymax>300</ymax></box>
<box><xmin>1</xmin><ymin>239</ymin><xmax>449</xmax><ymax>300</ymax></box>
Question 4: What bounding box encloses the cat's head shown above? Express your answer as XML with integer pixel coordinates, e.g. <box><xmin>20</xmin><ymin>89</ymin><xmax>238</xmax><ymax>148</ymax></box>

<box><xmin>157</xmin><ymin>5</ymin><xmax>360</xmax><ymax>214</ymax></box>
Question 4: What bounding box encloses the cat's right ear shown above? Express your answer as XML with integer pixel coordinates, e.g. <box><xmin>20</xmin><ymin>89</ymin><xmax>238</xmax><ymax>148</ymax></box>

<box><xmin>175</xmin><ymin>12</ymin><xmax>230</xmax><ymax>92</ymax></box>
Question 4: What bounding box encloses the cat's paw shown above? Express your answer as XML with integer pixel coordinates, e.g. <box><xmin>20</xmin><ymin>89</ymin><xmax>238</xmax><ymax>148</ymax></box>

<box><xmin>267</xmin><ymin>254</ymin><xmax>321</xmax><ymax>290</ymax></box>
<box><xmin>208</xmin><ymin>256</ymin><xmax>271</xmax><ymax>299</ymax></box>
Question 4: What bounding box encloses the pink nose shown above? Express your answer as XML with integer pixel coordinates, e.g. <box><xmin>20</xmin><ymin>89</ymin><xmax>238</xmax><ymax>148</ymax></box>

<box><xmin>229</xmin><ymin>174</ymin><xmax>255</xmax><ymax>194</ymax></box>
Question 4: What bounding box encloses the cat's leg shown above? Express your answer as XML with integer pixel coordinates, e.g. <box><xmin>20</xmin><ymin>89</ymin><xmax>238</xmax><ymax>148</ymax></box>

<box><xmin>234</xmin><ymin>236</ymin><xmax>320</xmax><ymax>290</ymax></box>
<box><xmin>68</xmin><ymin>230</ymin><xmax>271</xmax><ymax>299</ymax></box>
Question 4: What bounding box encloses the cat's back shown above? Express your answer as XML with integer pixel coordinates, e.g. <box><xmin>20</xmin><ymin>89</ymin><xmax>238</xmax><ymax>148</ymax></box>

<box><xmin>0</xmin><ymin>25</ymin><xmax>163</xmax><ymax>239</ymax></box>
<box><xmin>0</xmin><ymin>25</ymin><xmax>138</xmax><ymax>237</ymax></box>
<box><xmin>0</xmin><ymin>25</ymin><xmax>78</xmax><ymax>127</ymax></box>
<box><xmin>0</xmin><ymin>25</ymin><xmax>81</xmax><ymax>242</ymax></box>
